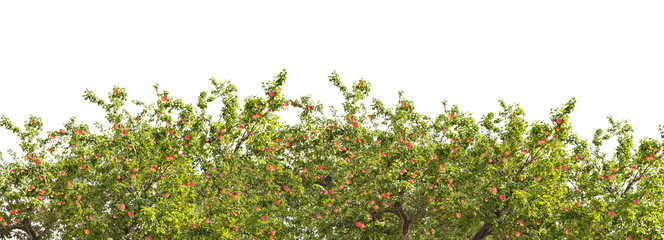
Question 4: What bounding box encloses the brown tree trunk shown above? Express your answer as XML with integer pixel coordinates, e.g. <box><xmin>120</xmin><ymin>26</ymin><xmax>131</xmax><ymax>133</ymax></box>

<box><xmin>401</xmin><ymin>219</ymin><xmax>411</xmax><ymax>240</ymax></box>
<box><xmin>21</xmin><ymin>218</ymin><xmax>38</xmax><ymax>240</ymax></box>
<box><xmin>470</xmin><ymin>222</ymin><xmax>491</xmax><ymax>240</ymax></box>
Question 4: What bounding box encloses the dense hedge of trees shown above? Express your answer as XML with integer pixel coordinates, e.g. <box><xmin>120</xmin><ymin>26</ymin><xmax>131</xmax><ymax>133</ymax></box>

<box><xmin>1</xmin><ymin>70</ymin><xmax>663</xmax><ymax>239</ymax></box>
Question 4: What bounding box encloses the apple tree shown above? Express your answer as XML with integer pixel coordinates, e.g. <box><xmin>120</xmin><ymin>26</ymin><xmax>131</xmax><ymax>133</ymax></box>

<box><xmin>2</xmin><ymin>70</ymin><xmax>663</xmax><ymax>240</ymax></box>
<box><xmin>0</xmin><ymin>115</ymin><xmax>84</xmax><ymax>240</ymax></box>
<box><xmin>270</xmin><ymin>72</ymin><xmax>663</xmax><ymax>240</ymax></box>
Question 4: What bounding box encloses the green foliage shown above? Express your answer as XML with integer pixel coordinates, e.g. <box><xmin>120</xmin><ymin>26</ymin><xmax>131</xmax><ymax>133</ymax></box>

<box><xmin>1</xmin><ymin>70</ymin><xmax>663</xmax><ymax>240</ymax></box>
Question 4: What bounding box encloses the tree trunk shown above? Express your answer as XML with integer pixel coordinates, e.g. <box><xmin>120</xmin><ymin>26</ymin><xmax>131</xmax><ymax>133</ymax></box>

<box><xmin>470</xmin><ymin>222</ymin><xmax>491</xmax><ymax>240</ymax></box>
<box><xmin>401</xmin><ymin>219</ymin><xmax>411</xmax><ymax>240</ymax></box>
<box><xmin>21</xmin><ymin>218</ymin><xmax>38</xmax><ymax>240</ymax></box>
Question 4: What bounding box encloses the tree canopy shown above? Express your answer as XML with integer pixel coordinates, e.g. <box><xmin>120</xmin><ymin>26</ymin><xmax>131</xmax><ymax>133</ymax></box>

<box><xmin>1</xmin><ymin>70</ymin><xmax>663</xmax><ymax>240</ymax></box>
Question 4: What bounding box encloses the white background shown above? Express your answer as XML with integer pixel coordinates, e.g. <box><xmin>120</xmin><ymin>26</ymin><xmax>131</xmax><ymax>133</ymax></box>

<box><xmin>1</xmin><ymin>1</ymin><xmax>663</xmax><ymax>161</ymax></box>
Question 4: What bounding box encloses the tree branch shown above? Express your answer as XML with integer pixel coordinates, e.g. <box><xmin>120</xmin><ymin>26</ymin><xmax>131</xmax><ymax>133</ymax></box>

<box><xmin>514</xmin><ymin>144</ymin><xmax>545</xmax><ymax>178</ymax></box>
<box><xmin>0</xmin><ymin>224</ymin><xmax>22</xmax><ymax>235</ymax></box>
<box><xmin>22</xmin><ymin>218</ymin><xmax>37</xmax><ymax>240</ymax></box>
<box><xmin>470</xmin><ymin>221</ymin><xmax>492</xmax><ymax>240</ymax></box>
<box><xmin>392</xmin><ymin>201</ymin><xmax>409</xmax><ymax>222</ymax></box>
<box><xmin>232</xmin><ymin>110</ymin><xmax>269</xmax><ymax>154</ymax></box>
<box><xmin>369</xmin><ymin>205</ymin><xmax>398</xmax><ymax>219</ymax></box>
<box><xmin>621</xmin><ymin>158</ymin><xmax>655</xmax><ymax>196</ymax></box>
<box><xmin>411</xmin><ymin>197</ymin><xmax>428</xmax><ymax>220</ymax></box>
<box><xmin>36</xmin><ymin>215</ymin><xmax>59</xmax><ymax>239</ymax></box>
